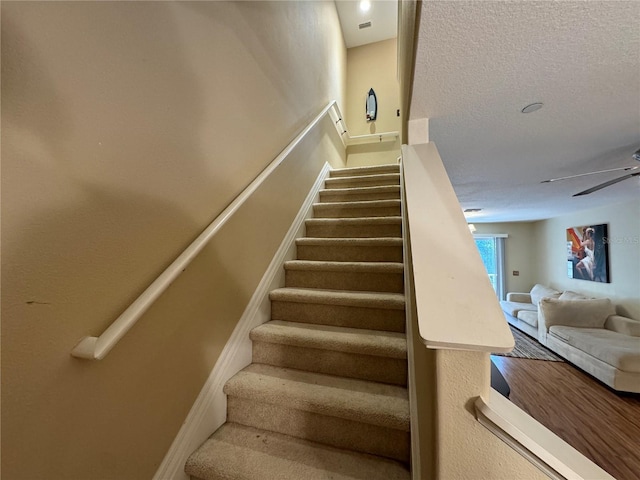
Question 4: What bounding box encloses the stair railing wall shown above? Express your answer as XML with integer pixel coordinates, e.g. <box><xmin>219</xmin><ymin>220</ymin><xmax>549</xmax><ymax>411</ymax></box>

<box><xmin>401</xmin><ymin>142</ymin><xmax>614</xmax><ymax>480</ymax></box>
<box><xmin>71</xmin><ymin>100</ymin><xmax>347</xmax><ymax>360</ymax></box>
<box><xmin>400</xmin><ymin>159</ymin><xmax>437</xmax><ymax>480</ymax></box>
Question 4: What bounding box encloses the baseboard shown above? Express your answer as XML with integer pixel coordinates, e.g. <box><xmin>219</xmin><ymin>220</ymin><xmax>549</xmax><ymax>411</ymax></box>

<box><xmin>153</xmin><ymin>162</ymin><xmax>331</xmax><ymax>480</ymax></box>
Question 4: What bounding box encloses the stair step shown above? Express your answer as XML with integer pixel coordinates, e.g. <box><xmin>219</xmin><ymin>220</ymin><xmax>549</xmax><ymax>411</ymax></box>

<box><xmin>269</xmin><ymin>288</ymin><xmax>406</xmax><ymax>332</ymax></box>
<box><xmin>223</xmin><ymin>364</ymin><xmax>410</xmax><ymax>461</ymax></box>
<box><xmin>251</xmin><ymin>320</ymin><xmax>407</xmax><ymax>385</ymax></box>
<box><xmin>296</xmin><ymin>237</ymin><xmax>403</xmax><ymax>262</ymax></box>
<box><xmin>319</xmin><ymin>185</ymin><xmax>401</xmax><ymax>203</ymax></box>
<box><xmin>284</xmin><ymin>260</ymin><xmax>403</xmax><ymax>293</ymax></box>
<box><xmin>305</xmin><ymin>216</ymin><xmax>402</xmax><ymax>238</ymax></box>
<box><xmin>324</xmin><ymin>173</ymin><xmax>400</xmax><ymax>189</ymax></box>
<box><xmin>313</xmin><ymin>199</ymin><xmax>401</xmax><ymax>218</ymax></box>
<box><xmin>329</xmin><ymin>164</ymin><xmax>400</xmax><ymax>178</ymax></box>
<box><xmin>185</xmin><ymin>423</ymin><xmax>410</xmax><ymax>480</ymax></box>
<box><xmin>252</xmin><ymin>320</ymin><xmax>407</xmax><ymax>359</ymax></box>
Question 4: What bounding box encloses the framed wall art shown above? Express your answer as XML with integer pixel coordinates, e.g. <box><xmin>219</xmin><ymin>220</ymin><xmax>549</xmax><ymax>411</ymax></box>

<box><xmin>566</xmin><ymin>223</ymin><xmax>610</xmax><ymax>283</ymax></box>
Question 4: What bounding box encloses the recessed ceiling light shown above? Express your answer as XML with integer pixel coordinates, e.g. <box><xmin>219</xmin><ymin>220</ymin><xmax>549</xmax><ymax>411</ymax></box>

<box><xmin>360</xmin><ymin>0</ymin><xmax>371</xmax><ymax>13</ymax></box>
<box><xmin>521</xmin><ymin>103</ymin><xmax>543</xmax><ymax>114</ymax></box>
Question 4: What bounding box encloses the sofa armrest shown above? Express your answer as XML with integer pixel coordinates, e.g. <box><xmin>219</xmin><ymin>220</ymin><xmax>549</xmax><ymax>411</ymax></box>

<box><xmin>506</xmin><ymin>292</ymin><xmax>532</xmax><ymax>303</ymax></box>
<box><xmin>539</xmin><ymin>297</ymin><xmax>616</xmax><ymax>332</ymax></box>
<box><xmin>605</xmin><ymin>315</ymin><xmax>640</xmax><ymax>337</ymax></box>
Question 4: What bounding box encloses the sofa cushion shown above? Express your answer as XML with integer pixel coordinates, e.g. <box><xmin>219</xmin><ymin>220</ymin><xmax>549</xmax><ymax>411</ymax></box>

<box><xmin>517</xmin><ymin>310</ymin><xmax>538</xmax><ymax>327</ymax></box>
<box><xmin>559</xmin><ymin>290</ymin><xmax>591</xmax><ymax>301</ymax></box>
<box><xmin>539</xmin><ymin>297</ymin><xmax>616</xmax><ymax>330</ymax></box>
<box><xmin>549</xmin><ymin>326</ymin><xmax>640</xmax><ymax>373</ymax></box>
<box><xmin>500</xmin><ymin>300</ymin><xmax>537</xmax><ymax>317</ymax></box>
<box><xmin>605</xmin><ymin>315</ymin><xmax>640</xmax><ymax>337</ymax></box>
<box><xmin>506</xmin><ymin>292</ymin><xmax>532</xmax><ymax>303</ymax></box>
<box><xmin>530</xmin><ymin>284</ymin><xmax>561</xmax><ymax>306</ymax></box>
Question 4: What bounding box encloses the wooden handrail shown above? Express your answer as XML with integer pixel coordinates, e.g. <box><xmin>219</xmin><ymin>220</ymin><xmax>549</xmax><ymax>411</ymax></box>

<box><xmin>71</xmin><ymin>101</ymin><xmax>341</xmax><ymax>360</ymax></box>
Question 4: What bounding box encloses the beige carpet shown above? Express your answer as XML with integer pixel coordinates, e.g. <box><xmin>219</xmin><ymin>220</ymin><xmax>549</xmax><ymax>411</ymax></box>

<box><xmin>186</xmin><ymin>164</ymin><xmax>410</xmax><ymax>480</ymax></box>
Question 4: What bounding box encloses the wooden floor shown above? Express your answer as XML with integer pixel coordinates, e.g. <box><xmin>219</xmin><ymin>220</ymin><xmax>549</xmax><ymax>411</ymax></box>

<box><xmin>491</xmin><ymin>355</ymin><xmax>640</xmax><ymax>480</ymax></box>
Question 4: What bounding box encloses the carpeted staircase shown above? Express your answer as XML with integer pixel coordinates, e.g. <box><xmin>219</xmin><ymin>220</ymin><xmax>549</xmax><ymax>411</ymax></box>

<box><xmin>185</xmin><ymin>164</ymin><xmax>410</xmax><ymax>480</ymax></box>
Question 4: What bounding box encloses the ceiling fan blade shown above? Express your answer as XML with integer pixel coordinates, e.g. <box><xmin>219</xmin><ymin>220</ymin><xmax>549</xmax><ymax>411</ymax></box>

<box><xmin>573</xmin><ymin>172</ymin><xmax>640</xmax><ymax>197</ymax></box>
<box><xmin>541</xmin><ymin>166</ymin><xmax>638</xmax><ymax>183</ymax></box>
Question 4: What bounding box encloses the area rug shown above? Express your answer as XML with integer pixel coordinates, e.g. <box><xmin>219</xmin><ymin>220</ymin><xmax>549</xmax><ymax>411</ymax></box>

<box><xmin>494</xmin><ymin>326</ymin><xmax>564</xmax><ymax>362</ymax></box>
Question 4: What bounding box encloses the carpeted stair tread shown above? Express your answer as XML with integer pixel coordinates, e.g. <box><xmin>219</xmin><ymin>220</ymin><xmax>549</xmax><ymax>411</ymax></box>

<box><xmin>313</xmin><ymin>199</ymin><xmax>401</xmax><ymax>218</ymax></box>
<box><xmin>185</xmin><ymin>423</ymin><xmax>410</xmax><ymax>480</ymax></box>
<box><xmin>324</xmin><ymin>173</ymin><xmax>400</xmax><ymax>189</ymax></box>
<box><xmin>296</xmin><ymin>237</ymin><xmax>403</xmax><ymax>262</ymax></box>
<box><xmin>224</xmin><ymin>364</ymin><xmax>410</xmax><ymax>431</ymax></box>
<box><xmin>186</xmin><ymin>160</ymin><xmax>410</xmax><ymax>478</ymax></box>
<box><xmin>329</xmin><ymin>164</ymin><xmax>400</xmax><ymax>177</ymax></box>
<box><xmin>251</xmin><ymin>320</ymin><xmax>407</xmax><ymax>359</ymax></box>
<box><xmin>296</xmin><ymin>237</ymin><xmax>403</xmax><ymax>247</ymax></box>
<box><xmin>319</xmin><ymin>185</ymin><xmax>400</xmax><ymax>202</ymax></box>
<box><xmin>284</xmin><ymin>260</ymin><xmax>403</xmax><ymax>273</ymax></box>
<box><xmin>304</xmin><ymin>216</ymin><xmax>402</xmax><ymax>238</ymax></box>
<box><xmin>305</xmin><ymin>216</ymin><xmax>402</xmax><ymax>226</ymax></box>
<box><xmin>284</xmin><ymin>260</ymin><xmax>403</xmax><ymax>293</ymax></box>
<box><xmin>315</xmin><ymin>199</ymin><xmax>401</xmax><ymax>209</ymax></box>
<box><xmin>269</xmin><ymin>287</ymin><xmax>405</xmax><ymax>309</ymax></box>
<box><xmin>251</xmin><ymin>321</ymin><xmax>408</xmax><ymax>385</ymax></box>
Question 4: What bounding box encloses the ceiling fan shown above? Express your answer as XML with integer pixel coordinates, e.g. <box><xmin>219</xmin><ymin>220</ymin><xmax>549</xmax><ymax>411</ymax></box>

<box><xmin>540</xmin><ymin>148</ymin><xmax>640</xmax><ymax>197</ymax></box>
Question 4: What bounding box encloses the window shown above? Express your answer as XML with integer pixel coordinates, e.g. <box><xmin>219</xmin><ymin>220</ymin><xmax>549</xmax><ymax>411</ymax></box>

<box><xmin>474</xmin><ymin>235</ymin><xmax>507</xmax><ymax>300</ymax></box>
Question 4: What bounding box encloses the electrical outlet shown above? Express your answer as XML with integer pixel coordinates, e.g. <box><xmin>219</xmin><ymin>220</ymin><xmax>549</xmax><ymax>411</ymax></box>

<box><xmin>513</xmin><ymin>271</ymin><xmax>520</xmax><ymax>276</ymax></box>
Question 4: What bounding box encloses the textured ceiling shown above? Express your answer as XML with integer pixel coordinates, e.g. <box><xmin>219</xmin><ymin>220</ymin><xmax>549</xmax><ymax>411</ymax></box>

<box><xmin>410</xmin><ymin>1</ymin><xmax>640</xmax><ymax>222</ymax></box>
<box><xmin>335</xmin><ymin>0</ymin><xmax>397</xmax><ymax>48</ymax></box>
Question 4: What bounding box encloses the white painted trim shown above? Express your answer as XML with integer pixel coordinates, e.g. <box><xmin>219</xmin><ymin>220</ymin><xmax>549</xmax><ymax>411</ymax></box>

<box><xmin>346</xmin><ymin>131</ymin><xmax>399</xmax><ymax>146</ymax></box>
<box><xmin>475</xmin><ymin>390</ymin><xmax>615</xmax><ymax>480</ymax></box>
<box><xmin>473</xmin><ymin>233</ymin><xmax>509</xmax><ymax>238</ymax></box>
<box><xmin>327</xmin><ymin>101</ymin><xmax>398</xmax><ymax>148</ymax></box>
<box><xmin>152</xmin><ymin>163</ymin><xmax>331</xmax><ymax>480</ymax></box>
<box><xmin>402</xmin><ymin>143</ymin><xmax>514</xmax><ymax>352</ymax></box>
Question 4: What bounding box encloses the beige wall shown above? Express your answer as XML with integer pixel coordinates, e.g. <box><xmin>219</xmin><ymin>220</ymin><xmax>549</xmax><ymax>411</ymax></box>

<box><xmin>345</xmin><ymin>38</ymin><xmax>401</xmax><ymax>166</ymax></box>
<box><xmin>436</xmin><ymin>350</ymin><xmax>547</xmax><ymax>480</ymax></box>
<box><xmin>472</xmin><ymin>199</ymin><xmax>640</xmax><ymax>319</ymax></box>
<box><xmin>1</xmin><ymin>2</ymin><xmax>346</xmax><ymax>479</ymax></box>
<box><xmin>472</xmin><ymin>222</ymin><xmax>538</xmax><ymax>294</ymax></box>
<box><xmin>532</xmin><ymin>199</ymin><xmax>640</xmax><ymax>319</ymax></box>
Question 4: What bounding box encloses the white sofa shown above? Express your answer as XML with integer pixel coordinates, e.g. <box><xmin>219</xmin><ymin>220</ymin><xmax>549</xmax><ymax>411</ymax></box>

<box><xmin>539</xmin><ymin>297</ymin><xmax>640</xmax><ymax>394</ymax></box>
<box><xmin>500</xmin><ymin>286</ymin><xmax>640</xmax><ymax>393</ymax></box>
<box><xmin>499</xmin><ymin>284</ymin><xmax>561</xmax><ymax>339</ymax></box>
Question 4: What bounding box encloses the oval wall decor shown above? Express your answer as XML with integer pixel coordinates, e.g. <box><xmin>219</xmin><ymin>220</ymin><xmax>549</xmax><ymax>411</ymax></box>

<box><xmin>366</xmin><ymin>88</ymin><xmax>377</xmax><ymax>122</ymax></box>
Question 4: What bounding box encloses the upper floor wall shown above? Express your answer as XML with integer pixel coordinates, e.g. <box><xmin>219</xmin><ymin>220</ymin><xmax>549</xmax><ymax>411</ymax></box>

<box><xmin>346</xmin><ymin>37</ymin><xmax>401</xmax><ymax>166</ymax></box>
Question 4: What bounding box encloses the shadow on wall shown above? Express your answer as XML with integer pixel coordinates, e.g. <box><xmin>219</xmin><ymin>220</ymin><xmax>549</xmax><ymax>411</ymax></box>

<box><xmin>180</xmin><ymin>1</ymin><xmax>343</xmax><ymax>153</ymax></box>
<box><xmin>1</xmin><ymin>2</ymin><xmax>254</xmax><ymax>479</ymax></box>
